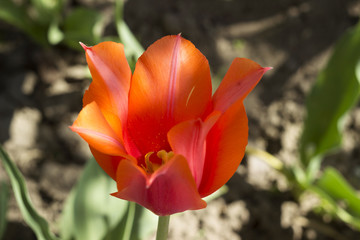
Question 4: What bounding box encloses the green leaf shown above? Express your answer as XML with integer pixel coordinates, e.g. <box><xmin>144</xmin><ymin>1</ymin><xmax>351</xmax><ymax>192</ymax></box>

<box><xmin>30</xmin><ymin>0</ymin><xmax>65</xmax><ymax>24</ymax></box>
<box><xmin>0</xmin><ymin>145</ymin><xmax>57</xmax><ymax>240</ymax></box>
<box><xmin>131</xmin><ymin>206</ymin><xmax>157</xmax><ymax>240</ymax></box>
<box><xmin>115</xmin><ymin>0</ymin><xmax>144</xmax><ymax>64</ymax></box>
<box><xmin>106</xmin><ymin>203</ymin><xmax>157</xmax><ymax>240</ymax></box>
<box><xmin>59</xmin><ymin>185</ymin><xmax>76</xmax><ymax>240</ymax></box>
<box><xmin>0</xmin><ymin>0</ymin><xmax>48</xmax><ymax>45</ymax></box>
<box><xmin>0</xmin><ymin>181</ymin><xmax>10</xmax><ymax>240</ymax></box>
<box><xmin>60</xmin><ymin>158</ymin><xmax>128</xmax><ymax>240</ymax></box>
<box><xmin>356</xmin><ymin>58</ymin><xmax>360</xmax><ymax>81</ymax></box>
<box><xmin>309</xmin><ymin>185</ymin><xmax>360</xmax><ymax>230</ymax></box>
<box><xmin>63</xmin><ymin>8</ymin><xmax>104</xmax><ymax>50</ymax></box>
<box><xmin>48</xmin><ymin>20</ymin><xmax>64</xmax><ymax>45</ymax></box>
<box><xmin>316</xmin><ymin>167</ymin><xmax>360</xmax><ymax>217</ymax></box>
<box><xmin>0</xmin><ymin>0</ymin><xmax>30</xmax><ymax>30</ymax></box>
<box><xmin>203</xmin><ymin>185</ymin><xmax>228</xmax><ymax>203</ymax></box>
<box><xmin>300</xmin><ymin>22</ymin><xmax>360</xmax><ymax>166</ymax></box>
<box><xmin>60</xmin><ymin>158</ymin><xmax>157</xmax><ymax>240</ymax></box>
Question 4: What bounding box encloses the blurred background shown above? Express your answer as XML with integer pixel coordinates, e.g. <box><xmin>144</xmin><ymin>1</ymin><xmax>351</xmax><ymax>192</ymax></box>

<box><xmin>0</xmin><ymin>0</ymin><xmax>360</xmax><ymax>239</ymax></box>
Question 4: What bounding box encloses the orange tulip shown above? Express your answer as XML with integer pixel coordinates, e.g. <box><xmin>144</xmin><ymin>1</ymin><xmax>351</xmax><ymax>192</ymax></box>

<box><xmin>71</xmin><ymin>35</ymin><xmax>270</xmax><ymax>216</ymax></box>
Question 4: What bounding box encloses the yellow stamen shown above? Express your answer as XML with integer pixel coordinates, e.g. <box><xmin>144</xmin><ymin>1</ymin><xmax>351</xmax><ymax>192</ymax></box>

<box><xmin>157</xmin><ymin>150</ymin><xmax>174</xmax><ymax>164</ymax></box>
<box><xmin>142</xmin><ymin>150</ymin><xmax>175</xmax><ymax>174</ymax></box>
<box><xmin>144</xmin><ymin>151</ymin><xmax>154</xmax><ymax>173</ymax></box>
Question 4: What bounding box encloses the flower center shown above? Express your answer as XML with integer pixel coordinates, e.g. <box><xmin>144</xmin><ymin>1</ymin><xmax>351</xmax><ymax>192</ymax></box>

<box><xmin>142</xmin><ymin>150</ymin><xmax>174</xmax><ymax>174</ymax></box>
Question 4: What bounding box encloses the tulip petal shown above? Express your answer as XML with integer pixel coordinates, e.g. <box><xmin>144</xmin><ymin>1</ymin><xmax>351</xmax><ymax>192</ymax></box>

<box><xmin>70</xmin><ymin>101</ymin><xmax>126</xmax><ymax>156</ymax></box>
<box><xmin>213</xmin><ymin>58</ymin><xmax>271</xmax><ymax>112</ymax></box>
<box><xmin>198</xmin><ymin>101</ymin><xmax>248</xmax><ymax>197</ymax></box>
<box><xmin>168</xmin><ymin>111</ymin><xmax>221</xmax><ymax>187</ymax></box>
<box><xmin>82</xmin><ymin>41</ymin><xmax>131</xmax><ymax>139</ymax></box>
<box><xmin>127</xmin><ymin>35</ymin><xmax>212</xmax><ymax>155</ymax></box>
<box><xmin>89</xmin><ymin>147</ymin><xmax>135</xmax><ymax>180</ymax></box>
<box><xmin>112</xmin><ymin>155</ymin><xmax>206</xmax><ymax>216</ymax></box>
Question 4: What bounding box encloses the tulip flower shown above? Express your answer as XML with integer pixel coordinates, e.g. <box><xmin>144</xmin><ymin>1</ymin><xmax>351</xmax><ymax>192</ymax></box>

<box><xmin>71</xmin><ymin>35</ymin><xmax>270</xmax><ymax>216</ymax></box>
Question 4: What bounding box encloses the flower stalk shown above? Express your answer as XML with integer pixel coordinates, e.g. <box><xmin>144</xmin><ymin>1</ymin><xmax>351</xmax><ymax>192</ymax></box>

<box><xmin>156</xmin><ymin>215</ymin><xmax>170</xmax><ymax>240</ymax></box>
<box><xmin>123</xmin><ymin>202</ymin><xmax>136</xmax><ymax>240</ymax></box>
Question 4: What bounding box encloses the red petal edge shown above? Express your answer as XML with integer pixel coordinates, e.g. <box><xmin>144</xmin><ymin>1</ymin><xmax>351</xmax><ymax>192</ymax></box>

<box><xmin>111</xmin><ymin>155</ymin><xmax>206</xmax><ymax>215</ymax></box>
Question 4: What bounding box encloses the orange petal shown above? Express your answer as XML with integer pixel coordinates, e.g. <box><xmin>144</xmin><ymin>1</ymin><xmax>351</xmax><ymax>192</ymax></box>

<box><xmin>82</xmin><ymin>41</ymin><xmax>131</xmax><ymax>139</ymax></box>
<box><xmin>198</xmin><ymin>101</ymin><xmax>248</xmax><ymax>197</ymax></box>
<box><xmin>213</xmin><ymin>58</ymin><xmax>271</xmax><ymax>112</ymax></box>
<box><xmin>70</xmin><ymin>101</ymin><xmax>126</xmax><ymax>156</ymax></box>
<box><xmin>127</xmin><ymin>35</ymin><xmax>212</xmax><ymax>155</ymax></box>
<box><xmin>111</xmin><ymin>155</ymin><xmax>206</xmax><ymax>216</ymax></box>
<box><xmin>168</xmin><ymin>111</ymin><xmax>221</xmax><ymax>187</ymax></box>
<box><xmin>90</xmin><ymin>147</ymin><xmax>135</xmax><ymax>180</ymax></box>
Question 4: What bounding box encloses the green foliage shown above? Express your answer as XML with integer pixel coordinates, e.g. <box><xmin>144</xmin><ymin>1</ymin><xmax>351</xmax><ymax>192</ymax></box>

<box><xmin>0</xmin><ymin>145</ymin><xmax>157</xmax><ymax>240</ymax></box>
<box><xmin>316</xmin><ymin>167</ymin><xmax>360</xmax><ymax>218</ymax></box>
<box><xmin>106</xmin><ymin>203</ymin><xmax>158</xmax><ymax>240</ymax></box>
<box><xmin>248</xmin><ymin>21</ymin><xmax>360</xmax><ymax>231</ymax></box>
<box><xmin>60</xmin><ymin>158</ymin><xmax>127</xmax><ymax>240</ymax></box>
<box><xmin>60</xmin><ymin>158</ymin><xmax>157</xmax><ymax>240</ymax></box>
<box><xmin>48</xmin><ymin>19</ymin><xmax>64</xmax><ymax>45</ymax></box>
<box><xmin>297</xmin><ymin>21</ymin><xmax>360</xmax><ymax>229</ymax></box>
<box><xmin>0</xmin><ymin>0</ymin><xmax>145</xmax><ymax>53</ymax></box>
<box><xmin>298</xmin><ymin>21</ymin><xmax>360</xmax><ymax>229</ymax></box>
<box><xmin>0</xmin><ymin>181</ymin><xmax>9</xmax><ymax>240</ymax></box>
<box><xmin>203</xmin><ymin>185</ymin><xmax>228</xmax><ymax>203</ymax></box>
<box><xmin>115</xmin><ymin>0</ymin><xmax>144</xmax><ymax>70</ymax></box>
<box><xmin>0</xmin><ymin>0</ymin><xmax>48</xmax><ymax>44</ymax></box>
<box><xmin>0</xmin><ymin>0</ymin><xmax>105</xmax><ymax>48</ymax></box>
<box><xmin>30</xmin><ymin>0</ymin><xmax>65</xmax><ymax>24</ymax></box>
<box><xmin>0</xmin><ymin>145</ymin><xmax>58</xmax><ymax>240</ymax></box>
<box><xmin>309</xmin><ymin>184</ymin><xmax>360</xmax><ymax>230</ymax></box>
<box><xmin>300</xmin><ymin>22</ymin><xmax>360</xmax><ymax>167</ymax></box>
<box><xmin>63</xmin><ymin>8</ymin><xmax>104</xmax><ymax>50</ymax></box>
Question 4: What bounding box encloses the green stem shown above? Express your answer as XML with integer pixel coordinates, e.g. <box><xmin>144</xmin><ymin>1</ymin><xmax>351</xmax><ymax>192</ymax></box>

<box><xmin>156</xmin><ymin>215</ymin><xmax>170</xmax><ymax>240</ymax></box>
<box><xmin>245</xmin><ymin>146</ymin><xmax>298</xmax><ymax>183</ymax></box>
<box><xmin>114</xmin><ymin>0</ymin><xmax>144</xmax><ymax>59</ymax></box>
<box><xmin>245</xmin><ymin>146</ymin><xmax>284</xmax><ymax>171</ymax></box>
<box><xmin>123</xmin><ymin>202</ymin><xmax>136</xmax><ymax>240</ymax></box>
<box><xmin>114</xmin><ymin>0</ymin><xmax>124</xmax><ymax>30</ymax></box>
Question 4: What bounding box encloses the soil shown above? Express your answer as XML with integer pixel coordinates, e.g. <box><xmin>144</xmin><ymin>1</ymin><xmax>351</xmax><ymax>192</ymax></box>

<box><xmin>1</xmin><ymin>0</ymin><xmax>360</xmax><ymax>239</ymax></box>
